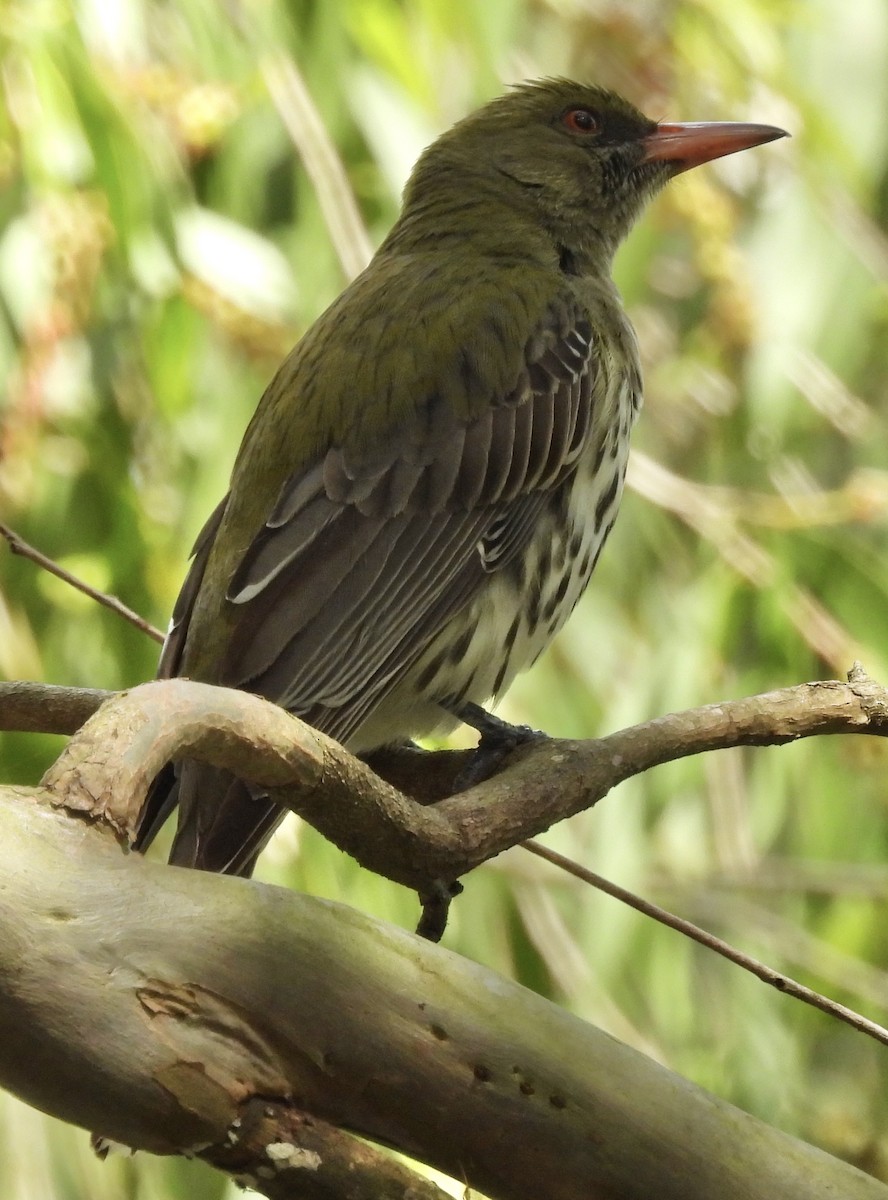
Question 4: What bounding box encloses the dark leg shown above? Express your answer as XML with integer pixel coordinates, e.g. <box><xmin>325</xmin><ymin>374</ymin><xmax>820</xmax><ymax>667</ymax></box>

<box><xmin>458</xmin><ymin>701</ymin><xmax>545</xmax><ymax>750</ymax></box>
<box><xmin>413</xmin><ymin>702</ymin><xmax>547</xmax><ymax>940</ymax></box>
<box><xmin>452</xmin><ymin>700</ymin><xmax>548</xmax><ymax>791</ymax></box>
<box><xmin>416</xmin><ymin>879</ymin><xmax>464</xmax><ymax>942</ymax></box>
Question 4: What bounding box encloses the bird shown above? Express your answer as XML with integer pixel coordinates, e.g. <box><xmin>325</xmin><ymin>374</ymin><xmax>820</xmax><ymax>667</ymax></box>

<box><xmin>135</xmin><ymin>78</ymin><xmax>786</xmax><ymax>894</ymax></box>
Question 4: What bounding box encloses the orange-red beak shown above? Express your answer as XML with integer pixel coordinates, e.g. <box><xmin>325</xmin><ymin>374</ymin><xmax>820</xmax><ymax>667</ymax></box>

<box><xmin>642</xmin><ymin>121</ymin><xmax>789</xmax><ymax>174</ymax></box>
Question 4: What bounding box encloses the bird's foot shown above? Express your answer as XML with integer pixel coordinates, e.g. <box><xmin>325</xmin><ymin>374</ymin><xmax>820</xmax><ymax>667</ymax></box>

<box><xmin>416</xmin><ymin>878</ymin><xmax>464</xmax><ymax>942</ymax></box>
<box><xmin>452</xmin><ymin>701</ymin><xmax>548</xmax><ymax>791</ymax></box>
<box><xmin>415</xmin><ymin>705</ymin><xmax>547</xmax><ymax>937</ymax></box>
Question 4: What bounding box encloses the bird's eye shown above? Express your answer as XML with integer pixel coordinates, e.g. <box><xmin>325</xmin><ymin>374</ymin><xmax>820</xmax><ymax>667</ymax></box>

<box><xmin>562</xmin><ymin>108</ymin><xmax>601</xmax><ymax>135</ymax></box>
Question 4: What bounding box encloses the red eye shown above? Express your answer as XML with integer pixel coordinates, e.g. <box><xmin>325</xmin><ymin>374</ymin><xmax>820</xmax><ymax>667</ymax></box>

<box><xmin>562</xmin><ymin>108</ymin><xmax>600</xmax><ymax>135</ymax></box>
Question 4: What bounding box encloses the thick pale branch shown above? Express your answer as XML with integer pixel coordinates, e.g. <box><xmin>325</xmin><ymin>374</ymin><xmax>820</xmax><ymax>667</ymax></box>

<box><xmin>0</xmin><ymin>789</ymin><xmax>882</xmax><ymax>1200</ymax></box>
<box><xmin>4</xmin><ymin>672</ymin><xmax>888</xmax><ymax>1194</ymax></box>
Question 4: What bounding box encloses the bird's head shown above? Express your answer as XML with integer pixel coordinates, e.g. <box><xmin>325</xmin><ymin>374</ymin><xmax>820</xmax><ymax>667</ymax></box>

<box><xmin>398</xmin><ymin>79</ymin><xmax>787</xmax><ymax>271</ymax></box>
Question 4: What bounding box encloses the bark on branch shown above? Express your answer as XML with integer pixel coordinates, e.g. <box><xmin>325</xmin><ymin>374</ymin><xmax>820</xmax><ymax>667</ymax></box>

<box><xmin>0</xmin><ymin>785</ymin><xmax>883</xmax><ymax>1200</ymax></box>
<box><xmin>4</xmin><ymin>666</ymin><xmax>887</xmax><ymax>892</ymax></box>
<box><xmin>3</xmin><ymin>669</ymin><xmax>888</xmax><ymax>1197</ymax></box>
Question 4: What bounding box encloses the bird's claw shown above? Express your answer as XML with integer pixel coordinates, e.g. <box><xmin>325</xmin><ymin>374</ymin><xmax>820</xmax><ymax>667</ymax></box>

<box><xmin>449</xmin><ymin>701</ymin><xmax>548</xmax><ymax>791</ymax></box>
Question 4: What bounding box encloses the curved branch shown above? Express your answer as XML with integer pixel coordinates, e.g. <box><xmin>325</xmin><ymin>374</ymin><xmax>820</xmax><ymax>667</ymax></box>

<box><xmin>39</xmin><ymin>679</ymin><xmax>458</xmax><ymax>886</ymax></box>
<box><xmin>9</xmin><ymin>665</ymin><xmax>888</xmax><ymax>892</ymax></box>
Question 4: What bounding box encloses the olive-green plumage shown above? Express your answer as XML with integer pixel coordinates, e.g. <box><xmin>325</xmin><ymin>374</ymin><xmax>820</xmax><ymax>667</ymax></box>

<box><xmin>136</xmin><ymin>79</ymin><xmax>786</xmax><ymax>876</ymax></box>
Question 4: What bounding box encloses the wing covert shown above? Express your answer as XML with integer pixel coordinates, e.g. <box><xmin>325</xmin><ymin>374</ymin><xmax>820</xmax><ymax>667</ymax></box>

<box><xmin>218</xmin><ymin>295</ymin><xmax>601</xmax><ymax>732</ymax></box>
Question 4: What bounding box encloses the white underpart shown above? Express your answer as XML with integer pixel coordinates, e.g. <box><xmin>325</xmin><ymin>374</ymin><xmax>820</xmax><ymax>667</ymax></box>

<box><xmin>350</xmin><ymin>378</ymin><xmax>637</xmax><ymax>751</ymax></box>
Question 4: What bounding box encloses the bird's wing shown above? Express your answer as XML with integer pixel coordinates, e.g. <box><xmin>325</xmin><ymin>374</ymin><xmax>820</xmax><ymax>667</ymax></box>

<box><xmin>157</xmin><ymin>495</ymin><xmax>228</xmax><ymax>679</ymax></box>
<box><xmin>217</xmin><ymin>291</ymin><xmax>600</xmax><ymax>744</ymax></box>
<box><xmin>142</xmin><ymin>288</ymin><xmax>625</xmax><ymax>874</ymax></box>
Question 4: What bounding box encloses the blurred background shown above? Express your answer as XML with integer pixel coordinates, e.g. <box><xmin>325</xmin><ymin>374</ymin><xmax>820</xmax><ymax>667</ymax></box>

<box><xmin>2</xmin><ymin>0</ymin><xmax>888</xmax><ymax>1194</ymax></box>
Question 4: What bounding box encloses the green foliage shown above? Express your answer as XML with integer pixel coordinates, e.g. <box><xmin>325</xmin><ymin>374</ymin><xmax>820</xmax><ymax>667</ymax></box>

<box><xmin>2</xmin><ymin>0</ymin><xmax>888</xmax><ymax>1193</ymax></box>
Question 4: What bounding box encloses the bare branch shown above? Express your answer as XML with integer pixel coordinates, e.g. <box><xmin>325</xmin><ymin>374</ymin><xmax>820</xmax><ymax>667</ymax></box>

<box><xmin>5</xmin><ymin>672</ymin><xmax>888</xmax><ymax>1195</ymax></box>
<box><xmin>199</xmin><ymin>1098</ymin><xmax>452</xmax><ymax>1200</ymax></box>
<box><xmin>0</xmin><ymin>523</ymin><xmax>165</xmax><ymax>644</ymax></box>
<box><xmin>39</xmin><ymin>679</ymin><xmax>456</xmax><ymax>886</ymax></box>
<box><xmin>9</xmin><ymin>665</ymin><xmax>888</xmax><ymax>893</ymax></box>
<box><xmin>0</xmin><ymin>680</ymin><xmax>113</xmax><ymax>735</ymax></box>
<box><xmin>523</xmin><ymin>841</ymin><xmax>888</xmax><ymax>1050</ymax></box>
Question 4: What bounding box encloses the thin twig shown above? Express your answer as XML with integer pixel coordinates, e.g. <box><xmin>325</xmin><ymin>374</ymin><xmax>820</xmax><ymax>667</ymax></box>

<box><xmin>0</xmin><ymin>523</ymin><xmax>164</xmax><ymax>644</ymax></box>
<box><xmin>522</xmin><ymin>839</ymin><xmax>888</xmax><ymax>1050</ymax></box>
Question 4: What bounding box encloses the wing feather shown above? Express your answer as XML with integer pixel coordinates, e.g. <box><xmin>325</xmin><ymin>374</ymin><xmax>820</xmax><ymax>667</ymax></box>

<box><xmin>220</xmin><ymin>298</ymin><xmax>599</xmax><ymax>718</ymax></box>
<box><xmin>144</xmin><ymin>290</ymin><xmax>612</xmax><ymax>873</ymax></box>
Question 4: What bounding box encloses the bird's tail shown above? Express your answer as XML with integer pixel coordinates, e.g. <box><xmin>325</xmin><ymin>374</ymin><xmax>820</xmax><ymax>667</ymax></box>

<box><xmin>134</xmin><ymin>762</ymin><xmax>284</xmax><ymax>877</ymax></box>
